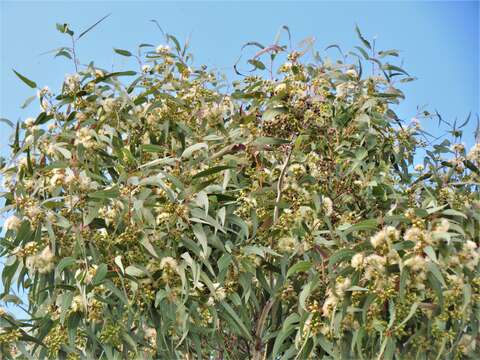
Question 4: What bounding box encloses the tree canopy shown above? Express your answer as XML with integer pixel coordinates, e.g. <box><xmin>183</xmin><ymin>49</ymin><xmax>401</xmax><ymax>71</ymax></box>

<box><xmin>1</xmin><ymin>23</ymin><xmax>479</xmax><ymax>359</ymax></box>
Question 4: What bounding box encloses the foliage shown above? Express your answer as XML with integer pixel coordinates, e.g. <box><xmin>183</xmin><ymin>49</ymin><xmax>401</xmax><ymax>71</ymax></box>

<box><xmin>1</xmin><ymin>22</ymin><xmax>480</xmax><ymax>359</ymax></box>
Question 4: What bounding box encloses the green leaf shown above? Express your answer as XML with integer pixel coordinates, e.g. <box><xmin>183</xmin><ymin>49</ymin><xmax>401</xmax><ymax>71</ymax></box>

<box><xmin>247</xmin><ymin>59</ymin><xmax>266</xmax><ymax>70</ymax></box>
<box><xmin>88</xmin><ymin>186</ymin><xmax>119</xmax><ymax>199</ymax></box>
<box><xmin>114</xmin><ymin>48</ymin><xmax>132</xmax><ymax>57</ymax></box>
<box><xmin>141</xmin><ymin>144</ymin><xmax>164</xmax><ymax>153</ymax></box>
<box><xmin>427</xmin><ymin>262</ymin><xmax>446</xmax><ymax>287</ymax></box>
<box><xmin>261</xmin><ymin>107</ymin><xmax>288</xmax><ymax>122</ymax></box>
<box><xmin>192</xmin><ymin>165</ymin><xmax>233</xmax><ymax>179</ymax></box>
<box><xmin>12</xmin><ymin>69</ymin><xmax>37</xmax><ymax>88</ymax></box>
<box><xmin>398</xmin><ymin>302</ymin><xmax>419</xmax><ymax>328</ymax></box>
<box><xmin>220</xmin><ymin>302</ymin><xmax>252</xmax><ymax>340</ymax></box>
<box><xmin>253</xmin><ymin>136</ymin><xmax>290</xmax><ymax>146</ymax></box>
<box><xmin>92</xmin><ymin>263</ymin><xmax>108</xmax><ymax>285</ymax></box>
<box><xmin>355</xmin><ymin>24</ymin><xmax>371</xmax><ymax>50</ymax></box>
<box><xmin>125</xmin><ymin>265</ymin><xmax>146</xmax><ymax>278</ymax></box>
<box><xmin>182</xmin><ymin>143</ymin><xmax>208</xmax><ymax>158</ymax></box>
<box><xmin>340</xmin><ymin>219</ymin><xmax>378</xmax><ymax>235</ymax></box>
<box><xmin>286</xmin><ymin>261</ymin><xmax>311</xmax><ymax>278</ymax></box>
<box><xmin>56</xmin><ymin>257</ymin><xmax>76</xmax><ymax>274</ymax></box>
<box><xmin>328</xmin><ymin>248</ymin><xmax>355</xmax><ymax>272</ymax></box>
<box><xmin>77</xmin><ymin>13</ymin><xmax>111</xmax><ymax>40</ymax></box>
<box><xmin>399</xmin><ymin>268</ymin><xmax>409</xmax><ymax>301</ymax></box>
<box><xmin>0</xmin><ymin>118</ymin><xmax>14</xmax><ymax>128</ymax></box>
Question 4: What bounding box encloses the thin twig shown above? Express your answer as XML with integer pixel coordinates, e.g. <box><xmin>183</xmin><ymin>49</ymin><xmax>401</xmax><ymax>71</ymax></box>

<box><xmin>71</xmin><ymin>36</ymin><xmax>78</xmax><ymax>72</ymax></box>
<box><xmin>273</xmin><ymin>144</ymin><xmax>294</xmax><ymax>224</ymax></box>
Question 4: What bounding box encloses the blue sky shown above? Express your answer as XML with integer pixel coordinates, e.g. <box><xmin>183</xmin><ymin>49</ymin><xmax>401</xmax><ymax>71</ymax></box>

<box><xmin>0</xmin><ymin>1</ymin><xmax>478</xmax><ymax>315</ymax></box>
<box><xmin>1</xmin><ymin>1</ymin><xmax>478</xmax><ymax>150</ymax></box>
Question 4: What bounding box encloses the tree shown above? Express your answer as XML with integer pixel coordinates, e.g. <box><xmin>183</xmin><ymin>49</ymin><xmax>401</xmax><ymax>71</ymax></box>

<box><xmin>1</xmin><ymin>22</ymin><xmax>479</xmax><ymax>359</ymax></box>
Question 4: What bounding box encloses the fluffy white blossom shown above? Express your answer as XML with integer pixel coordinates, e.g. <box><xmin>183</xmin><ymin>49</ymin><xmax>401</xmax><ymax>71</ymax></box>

<box><xmin>156</xmin><ymin>44</ymin><xmax>170</xmax><ymax>54</ymax></box>
<box><xmin>467</xmin><ymin>143</ymin><xmax>480</xmax><ymax>161</ymax></box>
<box><xmin>26</xmin><ymin>247</ymin><xmax>55</xmax><ymax>274</ymax></box>
<box><xmin>4</xmin><ymin>215</ymin><xmax>22</xmax><ymax>231</ymax></box>
<box><xmin>64</xmin><ymin>73</ymin><xmax>80</xmax><ymax>92</ymax></box>
<box><xmin>414</xmin><ymin>164</ymin><xmax>424</xmax><ymax>172</ymax></box>
<box><xmin>322</xmin><ymin>197</ymin><xmax>333</xmax><ymax>216</ymax></box>
<box><xmin>351</xmin><ymin>253</ymin><xmax>365</xmax><ymax>270</ymax></box>
<box><xmin>160</xmin><ymin>257</ymin><xmax>178</xmax><ymax>272</ymax></box>
<box><xmin>370</xmin><ymin>226</ymin><xmax>399</xmax><ymax>248</ymax></box>
<box><xmin>403</xmin><ymin>255</ymin><xmax>426</xmax><ymax>272</ymax></box>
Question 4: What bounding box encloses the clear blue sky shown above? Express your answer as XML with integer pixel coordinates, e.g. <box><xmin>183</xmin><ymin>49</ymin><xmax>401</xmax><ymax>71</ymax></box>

<box><xmin>1</xmin><ymin>1</ymin><xmax>479</xmax><ymax>149</ymax></box>
<box><xmin>0</xmin><ymin>0</ymin><xmax>478</xmax><ymax>315</ymax></box>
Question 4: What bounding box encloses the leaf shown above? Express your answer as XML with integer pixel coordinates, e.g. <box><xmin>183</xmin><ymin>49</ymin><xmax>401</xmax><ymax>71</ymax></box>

<box><xmin>261</xmin><ymin>107</ymin><xmax>288</xmax><ymax>122</ymax></box>
<box><xmin>399</xmin><ymin>268</ymin><xmax>409</xmax><ymax>301</ymax></box>
<box><xmin>398</xmin><ymin>302</ymin><xmax>419</xmax><ymax>328</ymax></box>
<box><xmin>442</xmin><ymin>209</ymin><xmax>468</xmax><ymax>219</ymax></box>
<box><xmin>125</xmin><ymin>265</ymin><xmax>146</xmax><ymax>278</ymax></box>
<box><xmin>247</xmin><ymin>59</ymin><xmax>266</xmax><ymax>70</ymax></box>
<box><xmin>56</xmin><ymin>23</ymin><xmax>74</xmax><ymax>36</ymax></box>
<box><xmin>114</xmin><ymin>255</ymin><xmax>125</xmax><ymax>274</ymax></box>
<box><xmin>92</xmin><ymin>263</ymin><xmax>108</xmax><ymax>285</ymax></box>
<box><xmin>77</xmin><ymin>13</ymin><xmax>111</xmax><ymax>40</ymax></box>
<box><xmin>88</xmin><ymin>186</ymin><xmax>119</xmax><ymax>199</ymax></box>
<box><xmin>0</xmin><ymin>118</ymin><xmax>14</xmax><ymax>128</ymax></box>
<box><xmin>299</xmin><ymin>281</ymin><xmax>313</xmax><ymax>310</ymax></box>
<box><xmin>192</xmin><ymin>166</ymin><xmax>233</xmax><ymax>179</ymax></box>
<box><xmin>382</xmin><ymin>64</ymin><xmax>410</xmax><ymax>76</ymax></box>
<box><xmin>181</xmin><ymin>143</ymin><xmax>208</xmax><ymax>158</ymax></box>
<box><xmin>253</xmin><ymin>136</ymin><xmax>290</xmax><ymax>146</ymax></box>
<box><xmin>141</xmin><ymin>144</ymin><xmax>164</xmax><ymax>153</ymax></box>
<box><xmin>427</xmin><ymin>262</ymin><xmax>446</xmax><ymax>287</ymax></box>
<box><xmin>56</xmin><ymin>257</ymin><xmax>76</xmax><ymax>274</ymax></box>
<box><xmin>21</xmin><ymin>95</ymin><xmax>36</xmax><ymax>109</ymax></box>
<box><xmin>340</xmin><ymin>219</ymin><xmax>378</xmax><ymax>235</ymax></box>
<box><xmin>328</xmin><ymin>248</ymin><xmax>355</xmax><ymax>272</ymax></box>
<box><xmin>12</xmin><ymin>69</ymin><xmax>37</xmax><ymax>88</ymax></box>
<box><xmin>114</xmin><ymin>48</ymin><xmax>132</xmax><ymax>57</ymax></box>
<box><xmin>286</xmin><ymin>261</ymin><xmax>311</xmax><ymax>278</ymax></box>
<box><xmin>55</xmin><ymin>49</ymin><xmax>72</xmax><ymax>59</ymax></box>
<box><xmin>220</xmin><ymin>302</ymin><xmax>252</xmax><ymax>340</ymax></box>
<box><xmin>355</xmin><ymin>24</ymin><xmax>371</xmax><ymax>49</ymax></box>
<box><xmin>424</xmin><ymin>246</ymin><xmax>438</xmax><ymax>263</ymax></box>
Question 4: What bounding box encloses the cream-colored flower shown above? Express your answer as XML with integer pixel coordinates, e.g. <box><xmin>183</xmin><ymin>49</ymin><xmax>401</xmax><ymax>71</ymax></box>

<box><xmin>322</xmin><ymin>292</ymin><xmax>338</xmax><ymax>317</ymax></box>
<box><xmin>433</xmin><ymin>219</ymin><xmax>449</xmax><ymax>233</ymax></box>
<box><xmin>212</xmin><ymin>282</ymin><xmax>227</xmax><ymax>301</ymax></box>
<box><xmin>65</xmin><ymin>73</ymin><xmax>80</xmax><ymax>92</ymax></box>
<box><xmin>75</xmin><ymin>127</ymin><xmax>96</xmax><ymax>149</ymax></box>
<box><xmin>451</xmin><ymin>143</ymin><xmax>465</xmax><ymax>153</ymax></box>
<box><xmin>102</xmin><ymin>98</ymin><xmax>118</xmax><ymax>113</ymax></box>
<box><xmin>274</xmin><ymin>83</ymin><xmax>287</xmax><ymax>95</ymax></box>
<box><xmin>278</xmin><ymin>236</ymin><xmax>296</xmax><ymax>253</ymax></box>
<box><xmin>156</xmin><ymin>44</ymin><xmax>170</xmax><ymax>54</ymax></box>
<box><xmin>71</xmin><ymin>295</ymin><xmax>86</xmax><ymax>313</ymax></box>
<box><xmin>322</xmin><ymin>197</ymin><xmax>333</xmax><ymax>216</ymax></box>
<box><xmin>467</xmin><ymin>143</ymin><xmax>480</xmax><ymax>161</ymax></box>
<box><xmin>404</xmin><ymin>227</ymin><xmax>423</xmax><ymax>242</ymax></box>
<box><xmin>414</xmin><ymin>164</ymin><xmax>424</xmax><ymax>172</ymax></box>
<box><xmin>335</xmin><ymin>277</ymin><xmax>351</xmax><ymax>297</ymax></box>
<box><xmin>350</xmin><ymin>253</ymin><xmax>365</xmax><ymax>270</ymax></box>
<box><xmin>404</xmin><ymin>255</ymin><xmax>426</xmax><ymax>272</ymax></box>
<box><xmin>4</xmin><ymin>215</ymin><xmax>22</xmax><ymax>231</ymax></box>
<box><xmin>346</xmin><ymin>68</ymin><xmax>358</xmax><ymax>78</ymax></box>
<box><xmin>160</xmin><ymin>257</ymin><xmax>178</xmax><ymax>272</ymax></box>
<box><xmin>37</xmin><ymin>86</ymin><xmax>50</xmax><ymax>98</ymax></box>
<box><xmin>27</xmin><ymin>247</ymin><xmax>55</xmax><ymax>274</ymax></box>
<box><xmin>370</xmin><ymin>226</ymin><xmax>399</xmax><ymax>248</ymax></box>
